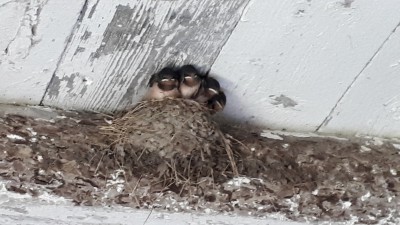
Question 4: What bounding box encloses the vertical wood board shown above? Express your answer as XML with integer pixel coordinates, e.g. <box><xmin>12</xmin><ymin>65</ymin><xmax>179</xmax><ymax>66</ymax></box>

<box><xmin>42</xmin><ymin>0</ymin><xmax>249</xmax><ymax>112</ymax></box>
<box><xmin>319</xmin><ymin>25</ymin><xmax>400</xmax><ymax>137</ymax></box>
<box><xmin>210</xmin><ymin>0</ymin><xmax>400</xmax><ymax>131</ymax></box>
<box><xmin>0</xmin><ymin>0</ymin><xmax>85</xmax><ymax>104</ymax></box>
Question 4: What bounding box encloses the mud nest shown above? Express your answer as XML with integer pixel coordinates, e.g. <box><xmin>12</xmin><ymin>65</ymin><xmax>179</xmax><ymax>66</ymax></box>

<box><xmin>102</xmin><ymin>98</ymin><xmax>238</xmax><ymax>188</ymax></box>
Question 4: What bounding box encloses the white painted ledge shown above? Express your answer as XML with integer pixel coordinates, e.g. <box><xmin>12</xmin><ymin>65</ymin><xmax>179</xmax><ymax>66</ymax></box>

<box><xmin>0</xmin><ymin>184</ymin><xmax>307</xmax><ymax>225</ymax></box>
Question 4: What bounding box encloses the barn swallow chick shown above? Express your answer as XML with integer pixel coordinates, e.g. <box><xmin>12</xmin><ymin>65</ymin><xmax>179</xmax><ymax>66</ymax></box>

<box><xmin>195</xmin><ymin>77</ymin><xmax>221</xmax><ymax>103</ymax></box>
<box><xmin>208</xmin><ymin>91</ymin><xmax>226</xmax><ymax>113</ymax></box>
<box><xmin>143</xmin><ymin>67</ymin><xmax>181</xmax><ymax>100</ymax></box>
<box><xmin>178</xmin><ymin>65</ymin><xmax>205</xmax><ymax>99</ymax></box>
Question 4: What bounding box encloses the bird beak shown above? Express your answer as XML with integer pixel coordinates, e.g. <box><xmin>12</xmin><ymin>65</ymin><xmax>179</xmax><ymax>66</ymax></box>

<box><xmin>161</xmin><ymin>78</ymin><xmax>175</xmax><ymax>82</ymax></box>
<box><xmin>208</xmin><ymin>88</ymin><xmax>219</xmax><ymax>95</ymax></box>
<box><xmin>216</xmin><ymin>101</ymin><xmax>224</xmax><ymax>109</ymax></box>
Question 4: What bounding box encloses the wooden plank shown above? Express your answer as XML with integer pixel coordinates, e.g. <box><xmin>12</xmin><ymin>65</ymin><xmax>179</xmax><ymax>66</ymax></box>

<box><xmin>210</xmin><ymin>0</ymin><xmax>400</xmax><ymax>131</ymax></box>
<box><xmin>0</xmin><ymin>0</ymin><xmax>86</xmax><ymax>104</ymax></box>
<box><xmin>319</xmin><ymin>24</ymin><xmax>400</xmax><ymax>137</ymax></box>
<box><xmin>42</xmin><ymin>0</ymin><xmax>249</xmax><ymax>112</ymax></box>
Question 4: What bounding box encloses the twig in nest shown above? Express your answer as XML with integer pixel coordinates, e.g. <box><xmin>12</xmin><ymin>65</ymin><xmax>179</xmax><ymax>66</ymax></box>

<box><xmin>216</xmin><ymin>130</ymin><xmax>239</xmax><ymax>177</ymax></box>
<box><xmin>130</xmin><ymin>175</ymin><xmax>143</xmax><ymax>206</ymax></box>
<box><xmin>226</xmin><ymin>133</ymin><xmax>252</xmax><ymax>152</ymax></box>
<box><xmin>94</xmin><ymin>149</ymin><xmax>108</xmax><ymax>175</ymax></box>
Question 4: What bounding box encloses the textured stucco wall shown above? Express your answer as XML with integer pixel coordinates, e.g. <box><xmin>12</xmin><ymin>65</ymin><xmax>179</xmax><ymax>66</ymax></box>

<box><xmin>1</xmin><ymin>0</ymin><xmax>400</xmax><ymax>138</ymax></box>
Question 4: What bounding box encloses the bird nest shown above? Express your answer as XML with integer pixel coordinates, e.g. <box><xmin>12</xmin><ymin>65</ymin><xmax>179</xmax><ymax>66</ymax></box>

<box><xmin>101</xmin><ymin>98</ymin><xmax>238</xmax><ymax>188</ymax></box>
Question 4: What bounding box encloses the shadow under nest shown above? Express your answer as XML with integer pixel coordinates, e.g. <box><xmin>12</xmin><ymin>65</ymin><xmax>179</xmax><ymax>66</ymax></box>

<box><xmin>101</xmin><ymin>98</ymin><xmax>240</xmax><ymax>191</ymax></box>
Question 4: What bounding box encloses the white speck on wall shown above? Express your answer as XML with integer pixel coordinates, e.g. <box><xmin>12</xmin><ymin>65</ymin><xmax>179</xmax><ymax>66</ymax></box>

<box><xmin>392</xmin><ymin>143</ymin><xmax>400</xmax><ymax>149</ymax></box>
<box><xmin>390</xmin><ymin>168</ymin><xmax>397</xmax><ymax>176</ymax></box>
<box><xmin>204</xmin><ymin>208</ymin><xmax>213</xmax><ymax>214</ymax></box>
<box><xmin>26</xmin><ymin>127</ymin><xmax>37</xmax><ymax>136</ymax></box>
<box><xmin>361</xmin><ymin>192</ymin><xmax>371</xmax><ymax>201</ymax></box>
<box><xmin>260</xmin><ymin>131</ymin><xmax>284</xmax><ymax>140</ymax></box>
<box><xmin>282</xmin><ymin>143</ymin><xmax>290</xmax><ymax>148</ymax></box>
<box><xmin>371</xmin><ymin>164</ymin><xmax>381</xmax><ymax>174</ymax></box>
<box><xmin>285</xmin><ymin>195</ymin><xmax>300</xmax><ymax>213</ymax></box>
<box><xmin>6</xmin><ymin>134</ymin><xmax>25</xmax><ymax>141</ymax></box>
<box><xmin>371</xmin><ymin>138</ymin><xmax>384</xmax><ymax>146</ymax></box>
<box><xmin>83</xmin><ymin>77</ymin><xmax>94</xmax><ymax>86</ymax></box>
<box><xmin>35</xmin><ymin>118</ymin><xmax>55</xmax><ymax>123</ymax></box>
<box><xmin>227</xmin><ymin>177</ymin><xmax>251</xmax><ymax>187</ymax></box>
<box><xmin>360</xmin><ymin>146</ymin><xmax>371</xmax><ymax>152</ymax></box>
<box><xmin>342</xmin><ymin>201</ymin><xmax>352</xmax><ymax>209</ymax></box>
<box><xmin>105</xmin><ymin>169</ymin><xmax>126</xmax><ymax>194</ymax></box>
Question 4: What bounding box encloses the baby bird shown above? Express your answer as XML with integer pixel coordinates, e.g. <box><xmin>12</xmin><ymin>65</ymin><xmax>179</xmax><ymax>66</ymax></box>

<box><xmin>143</xmin><ymin>67</ymin><xmax>181</xmax><ymax>100</ymax></box>
<box><xmin>178</xmin><ymin>65</ymin><xmax>205</xmax><ymax>99</ymax></box>
<box><xmin>195</xmin><ymin>77</ymin><xmax>221</xmax><ymax>103</ymax></box>
<box><xmin>207</xmin><ymin>91</ymin><xmax>226</xmax><ymax>113</ymax></box>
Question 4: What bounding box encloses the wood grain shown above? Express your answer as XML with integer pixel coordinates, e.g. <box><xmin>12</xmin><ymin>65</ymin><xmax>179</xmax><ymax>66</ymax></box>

<box><xmin>210</xmin><ymin>0</ymin><xmax>400</xmax><ymax>132</ymax></box>
<box><xmin>42</xmin><ymin>0</ymin><xmax>249</xmax><ymax>112</ymax></box>
<box><xmin>319</xmin><ymin>24</ymin><xmax>400</xmax><ymax>137</ymax></box>
<box><xmin>0</xmin><ymin>0</ymin><xmax>85</xmax><ymax>104</ymax></box>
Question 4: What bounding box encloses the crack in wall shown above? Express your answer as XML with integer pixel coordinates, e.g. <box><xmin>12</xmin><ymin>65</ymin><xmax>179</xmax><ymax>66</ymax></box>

<box><xmin>39</xmin><ymin>0</ymin><xmax>90</xmax><ymax>105</ymax></box>
<box><xmin>205</xmin><ymin>0</ymin><xmax>251</xmax><ymax>75</ymax></box>
<box><xmin>3</xmin><ymin>0</ymin><xmax>47</xmax><ymax>59</ymax></box>
<box><xmin>315</xmin><ymin>20</ymin><xmax>400</xmax><ymax>132</ymax></box>
<box><xmin>0</xmin><ymin>0</ymin><xmax>18</xmax><ymax>8</ymax></box>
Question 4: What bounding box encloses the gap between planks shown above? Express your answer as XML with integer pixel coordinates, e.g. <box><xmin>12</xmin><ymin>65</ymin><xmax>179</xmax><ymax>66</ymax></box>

<box><xmin>39</xmin><ymin>0</ymin><xmax>90</xmax><ymax>106</ymax></box>
<box><xmin>315</xmin><ymin>20</ymin><xmax>400</xmax><ymax>132</ymax></box>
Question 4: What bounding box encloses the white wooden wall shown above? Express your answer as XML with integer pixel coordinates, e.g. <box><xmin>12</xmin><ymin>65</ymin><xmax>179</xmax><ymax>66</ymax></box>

<box><xmin>1</xmin><ymin>0</ymin><xmax>400</xmax><ymax>138</ymax></box>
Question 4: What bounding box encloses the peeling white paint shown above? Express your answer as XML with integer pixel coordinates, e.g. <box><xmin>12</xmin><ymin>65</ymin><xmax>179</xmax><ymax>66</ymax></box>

<box><xmin>0</xmin><ymin>0</ymin><xmax>85</xmax><ymax>104</ymax></box>
<box><xmin>42</xmin><ymin>0</ymin><xmax>249</xmax><ymax>112</ymax></box>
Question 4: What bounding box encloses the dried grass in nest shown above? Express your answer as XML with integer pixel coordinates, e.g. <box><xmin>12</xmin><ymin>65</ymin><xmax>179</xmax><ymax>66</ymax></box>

<box><xmin>101</xmin><ymin>98</ymin><xmax>238</xmax><ymax>188</ymax></box>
